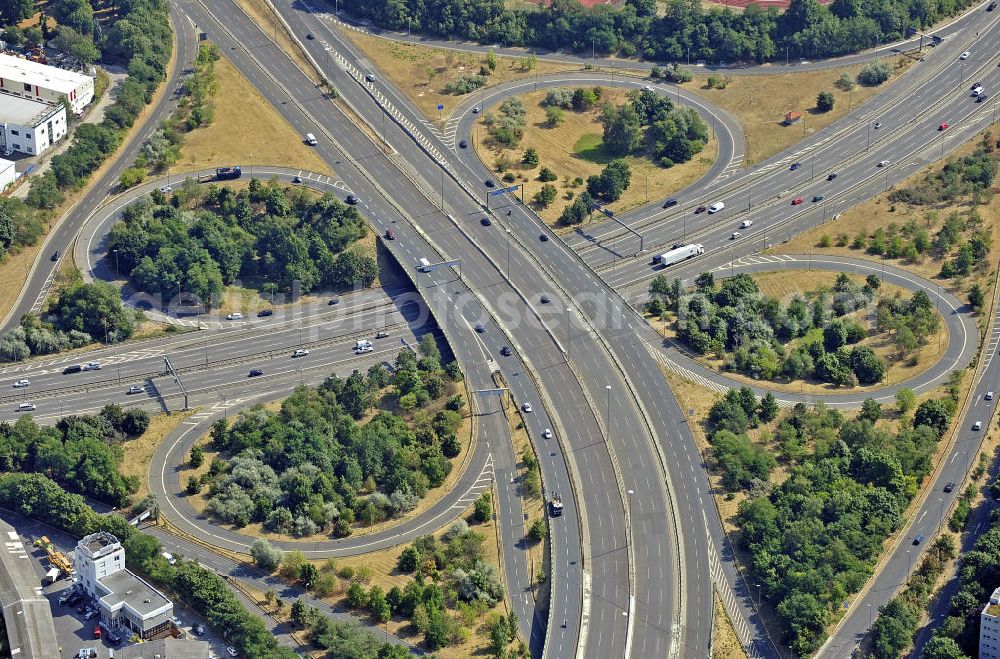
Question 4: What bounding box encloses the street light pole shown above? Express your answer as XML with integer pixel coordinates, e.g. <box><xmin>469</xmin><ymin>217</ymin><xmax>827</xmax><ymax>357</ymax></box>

<box><xmin>506</xmin><ymin>229</ymin><xmax>512</xmax><ymax>282</ymax></box>
<box><xmin>565</xmin><ymin>307</ymin><xmax>572</xmax><ymax>359</ymax></box>
<box><xmin>605</xmin><ymin>385</ymin><xmax>612</xmax><ymax>433</ymax></box>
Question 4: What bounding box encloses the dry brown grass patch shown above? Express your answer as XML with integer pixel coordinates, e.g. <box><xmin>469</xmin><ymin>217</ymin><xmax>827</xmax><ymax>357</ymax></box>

<box><xmin>474</xmin><ymin>88</ymin><xmax>717</xmax><ymax>226</ymax></box>
<box><xmin>689</xmin><ymin>57</ymin><xmax>914</xmax><ymax>165</ymax></box>
<box><xmin>712</xmin><ymin>593</ymin><xmax>750</xmax><ymax>659</ymax></box>
<box><xmin>170</xmin><ymin>56</ymin><xmax>332</xmax><ymax>176</ymax></box>
<box><xmin>120</xmin><ymin>412</ymin><xmax>193</xmax><ymax>501</ymax></box>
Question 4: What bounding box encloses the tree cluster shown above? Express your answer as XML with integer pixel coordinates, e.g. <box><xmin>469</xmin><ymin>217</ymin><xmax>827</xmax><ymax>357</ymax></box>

<box><xmin>291</xmin><ymin>598</ymin><xmax>414</xmax><ymax>658</ymax></box>
<box><xmin>203</xmin><ymin>347</ymin><xmax>463</xmax><ymax>536</ymax></box>
<box><xmin>485</xmin><ymin>97</ymin><xmax>527</xmax><ymax>148</ymax></box>
<box><xmin>108</xmin><ymin>179</ymin><xmax>375</xmax><ymax>304</ymax></box>
<box><xmin>890</xmin><ymin>135</ymin><xmax>997</xmax><ymax>206</ymax></box>
<box><xmin>0</xmin><ymin>406</ymin><xmax>149</xmax><ymax>507</ymax></box>
<box><xmin>390</xmin><ymin>521</ymin><xmax>504</xmax><ymax>649</ymax></box>
<box><xmin>734</xmin><ymin>396</ymin><xmax>953</xmax><ymax>654</ymax></box>
<box><xmin>673</xmin><ymin>272</ymin><xmax>889</xmax><ymax>386</ymax></box>
<box><xmin>334</xmin><ymin>0</ymin><xmax>976</xmax><ymax>65</ymax></box>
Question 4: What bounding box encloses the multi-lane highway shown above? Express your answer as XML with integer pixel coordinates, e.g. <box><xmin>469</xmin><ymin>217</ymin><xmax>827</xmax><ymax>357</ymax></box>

<box><xmin>6</xmin><ymin>0</ymin><xmax>1000</xmax><ymax>654</ymax></box>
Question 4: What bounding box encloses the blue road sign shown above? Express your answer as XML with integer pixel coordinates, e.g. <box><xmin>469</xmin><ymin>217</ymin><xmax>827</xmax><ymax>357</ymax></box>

<box><xmin>437</xmin><ymin>104</ymin><xmax>444</xmax><ymax>110</ymax></box>
<box><xmin>488</xmin><ymin>185</ymin><xmax>520</xmax><ymax>197</ymax></box>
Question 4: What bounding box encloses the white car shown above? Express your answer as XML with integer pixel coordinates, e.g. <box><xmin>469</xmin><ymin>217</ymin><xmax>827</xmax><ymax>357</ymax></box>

<box><xmin>641</xmin><ymin>84</ymin><xmax>653</xmax><ymax>91</ymax></box>
<box><xmin>17</xmin><ymin>402</ymin><xmax>36</xmax><ymax>412</ymax></box>
<box><xmin>159</xmin><ymin>185</ymin><xmax>172</xmax><ymax>193</ymax></box>
<box><xmin>521</xmin><ymin>402</ymin><xmax>533</xmax><ymax>413</ymax></box>
<box><xmin>740</xmin><ymin>220</ymin><xmax>753</xmax><ymax>229</ymax></box>
<box><xmin>226</xmin><ymin>312</ymin><xmax>243</xmax><ymax>320</ymax></box>
<box><xmin>12</xmin><ymin>379</ymin><xmax>29</xmax><ymax>388</ymax></box>
<box><xmin>227</xmin><ymin>647</ymin><xmax>239</xmax><ymax>657</ymax></box>
<box><xmin>82</xmin><ymin>362</ymin><xmax>101</xmax><ymax>371</ymax></box>
<box><xmin>878</xmin><ymin>160</ymin><xmax>890</xmax><ymax>167</ymax></box>
<box><xmin>127</xmin><ymin>385</ymin><xmax>144</xmax><ymax>395</ymax></box>
<box><xmin>731</xmin><ymin>232</ymin><xmax>741</xmax><ymax>240</ymax></box>
<box><xmin>542</xmin><ymin>428</ymin><xmax>553</xmax><ymax>439</ymax></box>
<box><xmin>986</xmin><ymin>391</ymin><xmax>995</xmax><ymax>401</ymax></box>
<box><xmin>292</xmin><ymin>349</ymin><xmax>310</xmax><ymax>358</ymax></box>
<box><xmin>960</xmin><ymin>51</ymin><xmax>971</xmax><ymax>60</ymax></box>
<box><xmin>973</xmin><ymin>421</ymin><xmax>983</xmax><ymax>430</ymax></box>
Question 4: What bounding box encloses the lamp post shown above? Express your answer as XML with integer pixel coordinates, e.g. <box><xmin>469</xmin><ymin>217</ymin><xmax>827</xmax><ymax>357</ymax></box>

<box><xmin>113</xmin><ymin>249</ymin><xmax>119</xmax><ymax>276</ymax></box>
<box><xmin>506</xmin><ymin>229</ymin><xmax>512</xmax><ymax>282</ymax></box>
<box><xmin>565</xmin><ymin>307</ymin><xmax>572</xmax><ymax>359</ymax></box>
<box><xmin>605</xmin><ymin>385</ymin><xmax>612</xmax><ymax>433</ymax></box>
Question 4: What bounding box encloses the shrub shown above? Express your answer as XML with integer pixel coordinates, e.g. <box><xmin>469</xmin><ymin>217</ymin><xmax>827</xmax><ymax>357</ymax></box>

<box><xmin>858</xmin><ymin>61</ymin><xmax>892</xmax><ymax>86</ymax></box>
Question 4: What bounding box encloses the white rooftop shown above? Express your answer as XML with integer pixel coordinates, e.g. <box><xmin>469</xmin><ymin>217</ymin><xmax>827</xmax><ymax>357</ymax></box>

<box><xmin>0</xmin><ymin>94</ymin><xmax>60</xmax><ymax>126</ymax></box>
<box><xmin>0</xmin><ymin>53</ymin><xmax>91</xmax><ymax>94</ymax></box>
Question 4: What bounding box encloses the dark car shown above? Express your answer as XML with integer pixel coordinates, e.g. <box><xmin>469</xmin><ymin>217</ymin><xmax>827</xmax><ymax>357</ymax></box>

<box><xmin>384</xmin><ymin>228</ymin><xmax>395</xmax><ymax>240</ymax></box>
<box><xmin>306</xmin><ymin>33</ymin><xmax>314</xmax><ymax>39</ymax></box>
<box><xmin>977</xmin><ymin>93</ymin><xmax>987</xmax><ymax>103</ymax></box>
<box><xmin>539</xmin><ymin>234</ymin><xmax>549</xmax><ymax>242</ymax></box>
<box><xmin>827</xmin><ymin>173</ymin><xmax>838</xmax><ymax>181</ymax></box>
<box><xmin>913</xmin><ymin>534</ymin><xmax>925</xmax><ymax>545</ymax></box>
<box><xmin>365</xmin><ymin>73</ymin><xmax>376</xmax><ymax>82</ymax></box>
<box><xmin>475</xmin><ymin>323</ymin><xmax>485</xmax><ymax>333</ymax></box>
<box><xmin>345</xmin><ymin>194</ymin><xmax>358</xmax><ymax>205</ymax></box>
<box><xmin>328</xmin><ymin>297</ymin><xmax>340</xmax><ymax>305</ymax></box>
<box><xmin>989</xmin><ymin>1</ymin><xmax>997</xmax><ymax>10</ymax></box>
<box><xmin>249</xmin><ymin>369</ymin><xmax>264</xmax><ymax>377</ymax></box>
<box><xmin>971</xmin><ymin>82</ymin><xmax>982</xmax><ymax>90</ymax></box>
<box><xmin>944</xmin><ymin>482</ymin><xmax>956</xmax><ymax>493</ymax></box>
<box><xmin>480</xmin><ymin>217</ymin><xmax>492</xmax><ymax>226</ymax></box>
<box><xmin>292</xmin><ymin>176</ymin><xmax>302</xmax><ymax>184</ymax></box>
<box><xmin>51</xmin><ymin>251</ymin><xmax>60</xmax><ymax>261</ymax></box>
<box><xmin>193</xmin><ymin>625</ymin><xmax>205</xmax><ymax>637</ymax></box>
<box><xmin>459</xmin><ymin>140</ymin><xmax>468</xmax><ymax>149</ymax></box>
<box><xmin>662</xmin><ymin>198</ymin><xmax>678</xmax><ymax>208</ymax></box>
<box><xmin>694</xmin><ymin>206</ymin><xmax>707</xmax><ymax>214</ymax></box>
<box><xmin>484</xmin><ymin>179</ymin><xmax>495</xmax><ymax>188</ymax></box>
<box><xmin>257</xmin><ymin>309</ymin><xmax>274</xmax><ymax>317</ymax></box>
<box><xmin>63</xmin><ymin>365</ymin><xmax>82</xmax><ymax>375</ymax></box>
<box><xmin>790</xmin><ymin>162</ymin><xmax>801</xmax><ymax>171</ymax></box>
<box><xmin>812</xmin><ymin>195</ymin><xmax>825</xmax><ymax>202</ymax></box>
<box><xmin>500</xmin><ymin>346</ymin><xmax>511</xmax><ymax>356</ymax></box>
<box><xmin>540</xmin><ymin>294</ymin><xmax>550</xmax><ymax>304</ymax></box>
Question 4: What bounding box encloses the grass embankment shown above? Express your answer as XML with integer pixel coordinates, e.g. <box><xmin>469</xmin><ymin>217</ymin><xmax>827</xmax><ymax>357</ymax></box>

<box><xmin>474</xmin><ymin>88</ymin><xmax>718</xmax><ymax>225</ymax></box>
<box><xmin>712</xmin><ymin>593</ymin><xmax>749</xmax><ymax>659</ymax></box>
<box><xmin>119</xmin><ymin>412</ymin><xmax>194</xmax><ymax>500</ymax></box>
<box><xmin>689</xmin><ymin>56</ymin><xmax>915</xmax><ymax>165</ymax></box>
<box><xmin>170</xmin><ymin>56</ymin><xmax>331</xmax><ymax>176</ymax></box>
<box><xmin>338</xmin><ymin>28</ymin><xmax>578</xmax><ymax>120</ymax></box>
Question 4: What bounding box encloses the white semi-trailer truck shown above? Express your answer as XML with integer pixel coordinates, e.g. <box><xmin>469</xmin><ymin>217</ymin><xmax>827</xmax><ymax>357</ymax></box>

<box><xmin>654</xmin><ymin>243</ymin><xmax>704</xmax><ymax>267</ymax></box>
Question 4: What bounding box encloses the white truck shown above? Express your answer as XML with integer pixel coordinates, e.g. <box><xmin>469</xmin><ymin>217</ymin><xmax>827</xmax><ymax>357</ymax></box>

<box><xmin>653</xmin><ymin>243</ymin><xmax>705</xmax><ymax>267</ymax></box>
<box><xmin>418</xmin><ymin>257</ymin><xmax>431</xmax><ymax>272</ymax></box>
<box><xmin>355</xmin><ymin>340</ymin><xmax>374</xmax><ymax>354</ymax></box>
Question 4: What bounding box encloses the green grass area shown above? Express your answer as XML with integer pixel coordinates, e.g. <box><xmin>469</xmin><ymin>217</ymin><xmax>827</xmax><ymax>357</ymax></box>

<box><xmin>573</xmin><ymin>133</ymin><xmax>614</xmax><ymax>164</ymax></box>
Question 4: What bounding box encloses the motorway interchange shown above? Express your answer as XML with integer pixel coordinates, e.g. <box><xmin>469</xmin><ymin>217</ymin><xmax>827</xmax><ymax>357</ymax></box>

<box><xmin>5</xmin><ymin>0</ymin><xmax>1000</xmax><ymax>656</ymax></box>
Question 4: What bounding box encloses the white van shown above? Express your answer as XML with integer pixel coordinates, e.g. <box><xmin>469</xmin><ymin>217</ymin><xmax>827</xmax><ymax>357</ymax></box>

<box><xmin>707</xmin><ymin>202</ymin><xmax>725</xmax><ymax>214</ymax></box>
<box><xmin>305</xmin><ymin>133</ymin><xmax>317</xmax><ymax>145</ymax></box>
<box><xmin>355</xmin><ymin>340</ymin><xmax>374</xmax><ymax>354</ymax></box>
<box><xmin>226</xmin><ymin>312</ymin><xmax>243</xmax><ymax>320</ymax></box>
<box><xmin>17</xmin><ymin>402</ymin><xmax>36</xmax><ymax>412</ymax></box>
<box><xmin>418</xmin><ymin>257</ymin><xmax>431</xmax><ymax>272</ymax></box>
<box><xmin>972</xmin><ymin>86</ymin><xmax>984</xmax><ymax>97</ymax></box>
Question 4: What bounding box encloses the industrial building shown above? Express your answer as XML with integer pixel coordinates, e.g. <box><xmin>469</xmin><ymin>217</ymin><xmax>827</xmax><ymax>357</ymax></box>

<box><xmin>75</xmin><ymin>532</ymin><xmax>174</xmax><ymax>640</ymax></box>
<box><xmin>116</xmin><ymin>638</ymin><xmax>213</xmax><ymax>659</ymax></box>
<box><xmin>0</xmin><ymin>53</ymin><xmax>94</xmax><ymax>113</ymax></box>
<box><xmin>0</xmin><ymin>94</ymin><xmax>67</xmax><ymax>156</ymax></box>
<box><xmin>0</xmin><ymin>158</ymin><xmax>14</xmax><ymax>191</ymax></box>
<box><xmin>0</xmin><ymin>518</ymin><xmax>59</xmax><ymax>659</ymax></box>
<box><xmin>981</xmin><ymin>586</ymin><xmax>1000</xmax><ymax>659</ymax></box>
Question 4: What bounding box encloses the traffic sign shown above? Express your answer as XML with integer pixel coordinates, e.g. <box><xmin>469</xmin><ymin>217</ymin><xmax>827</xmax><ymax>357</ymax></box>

<box><xmin>437</xmin><ymin>104</ymin><xmax>444</xmax><ymax>111</ymax></box>
<box><xmin>488</xmin><ymin>185</ymin><xmax>520</xmax><ymax>197</ymax></box>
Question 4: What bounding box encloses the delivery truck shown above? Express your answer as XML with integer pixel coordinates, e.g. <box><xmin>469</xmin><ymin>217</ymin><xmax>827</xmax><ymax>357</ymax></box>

<box><xmin>653</xmin><ymin>243</ymin><xmax>704</xmax><ymax>267</ymax></box>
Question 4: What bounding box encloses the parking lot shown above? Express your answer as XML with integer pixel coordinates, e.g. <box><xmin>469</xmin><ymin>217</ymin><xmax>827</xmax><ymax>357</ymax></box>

<box><xmin>1</xmin><ymin>511</ymin><xmax>232</xmax><ymax>657</ymax></box>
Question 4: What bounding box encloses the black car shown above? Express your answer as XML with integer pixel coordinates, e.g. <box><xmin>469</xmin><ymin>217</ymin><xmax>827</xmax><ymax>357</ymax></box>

<box><xmin>257</xmin><ymin>309</ymin><xmax>273</xmax><ymax>317</ymax></box>
<box><xmin>306</xmin><ymin>33</ymin><xmax>314</xmax><ymax>39</ymax></box>
<box><xmin>500</xmin><ymin>346</ymin><xmax>511</xmax><ymax>356</ymax></box>
<box><xmin>913</xmin><ymin>534</ymin><xmax>925</xmax><ymax>545</ymax></box>
<box><xmin>292</xmin><ymin>176</ymin><xmax>302</xmax><ymax>184</ymax></box>
<box><xmin>328</xmin><ymin>297</ymin><xmax>340</xmax><ymax>305</ymax></box>
<box><xmin>249</xmin><ymin>369</ymin><xmax>264</xmax><ymax>377</ymax></box>
<box><xmin>540</xmin><ymin>294</ymin><xmax>550</xmax><ymax>304</ymax></box>
<box><xmin>827</xmin><ymin>173</ymin><xmax>838</xmax><ymax>181</ymax></box>
<box><xmin>480</xmin><ymin>217</ymin><xmax>492</xmax><ymax>226</ymax></box>
<box><xmin>539</xmin><ymin>234</ymin><xmax>549</xmax><ymax>242</ymax></box>
<box><xmin>484</xmin><ymin>179</ymin><xmax>495</xmax><ymax>188</ymax></box>
<box><xmin>345</xmin><ymin>194</ymin><xmax>358</xmax><ymax>205</ymax></box>
<box><xmin>475</xmin><ymin>323</ymin><xmax>485</xmax><ymax>333</ymax></box>
<box><xmin>790</xmin><ymin>162</ymin><xmax>801</xmax><ymax>171</ymax></box>
<box><xmin>944</xmin><ymin>481</ymin><xmax>956</xmax><ymax>493</ymax></box>
<box><xmin>977</xmin><ymin>93</ymin><xmax>987</xmax><ymax>103</ymax></box>
<box><xmin>459</xmin><ymin>140</ymin><xmax>468</xmax><ymax>149</ymax></box>
<box><xmin>63</xmin><ymin>365</ymin><xmax>82</xmax><ymax>374</ymax></box>
<box><xmin>51</xmin><ymin>251</ymin><xmax>60</xmax><ymax>261</ymax></box>
<box><xmin>662</xmin><ymin>198</ymin><xmax>678</xmax><ymax>209</ymax></box>
<box><xmin>989</xmin><ymin>1</ymin><xmax>997</xmax><ymax>10</ymax></box>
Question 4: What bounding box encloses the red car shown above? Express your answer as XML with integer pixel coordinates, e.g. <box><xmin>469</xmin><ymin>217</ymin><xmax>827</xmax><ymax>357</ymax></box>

<box><xmin>694</xmin><ymin>206</ymin><xmax>707</xmax><ymax>214</ymax></box>
<box><xmin>94</xmin><ymin>625</ymin><xmax>102</xmax><ymax>639</ymax></box>
<box><xmin>791</xmin><ymin>197</ymin><xmax>804</xmax><ymax>205</ymax></box>
<box><xmin>384</xmin><ymin>228</ymin><xmax>395</xmax><ymax>240</ymax></box>
<box><xmin>938</xmin><ymin>122</ymin><xmax>949</xmax><ymax>130</ymax></box>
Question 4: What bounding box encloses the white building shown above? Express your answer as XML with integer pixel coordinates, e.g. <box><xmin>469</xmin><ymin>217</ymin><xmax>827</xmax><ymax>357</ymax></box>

<box><xmin>0</xmin><ymin>158</ymin><xmax>14</xmax><ymax>192</ymax></box>
<box><xmin>0</xmin><ymin>53</ymin><xmax>94</xmax><ymax>114</ymax></box>
<box><xmin>0</xmin><ymin>94</ymin><xmax>67</xmax><ymax>156</ymax></box>
<box><xmin>981</xmin><ymin>586</ymin><xmax>1000</xmax><ymax>658</ymax></box>
<box><xmin>75</xmin><ymin>532</ymin><xmax>173</xmax><ymax>640</ymax></box>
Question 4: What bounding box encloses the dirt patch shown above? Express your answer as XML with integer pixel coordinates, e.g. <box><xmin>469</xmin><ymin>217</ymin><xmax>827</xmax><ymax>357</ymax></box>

<box><xmin>712</xmin><ymin>593</ymin><xmax>750</xmax><ymax>659</ymax></box>
<box><xmin>120</xmin><ymin>411</ymin><xmax>193</xmax><ymax>501</ymax></box>
<box><xmin>474</xmin><ymin>88</ymin><xmax>717</xmax><ymax>225</ymax></box>
<box><xmin>170</xmin><ymin>56</ymin><xmax>332</xmax><ymax>176</ymax></box>
<box><xmin>338</xmin><ymin>28</ymin><xmax>578</xmax><ymax>120</ymax></box>
<box><xmin>687</xmin><ymin>58</ymin><xmax>914</xmax><ymax>165</ymax></box>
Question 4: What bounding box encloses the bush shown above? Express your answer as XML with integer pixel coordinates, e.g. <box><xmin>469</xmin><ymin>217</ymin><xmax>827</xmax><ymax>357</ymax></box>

<box><xmin>816</xmin><ymin>91</ymin><xmax>835</xmax><ymax>112</ymax></box>
<box><xmin>858</xmin><ymin>61</ymin><xmax>892</xmax><ymax>86</ymax></box>
<box><xmin>250</xmin><ymin>539</ymin><xmax>283</xmax><ymax>571</ymax></box>
<box><xmin>444</xmin><ymin>75</ymin><xmax>487</xmax><ymax>95</ymax></box>
<box><xmin>527</xmin><ymin>518</ymin><xmax>547</xmax><ymax>543</ymax></box>
<box><xmin>538</xmin><ymin>167</ymin><xmax>557</xmax><ymax>182</ymax></box>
